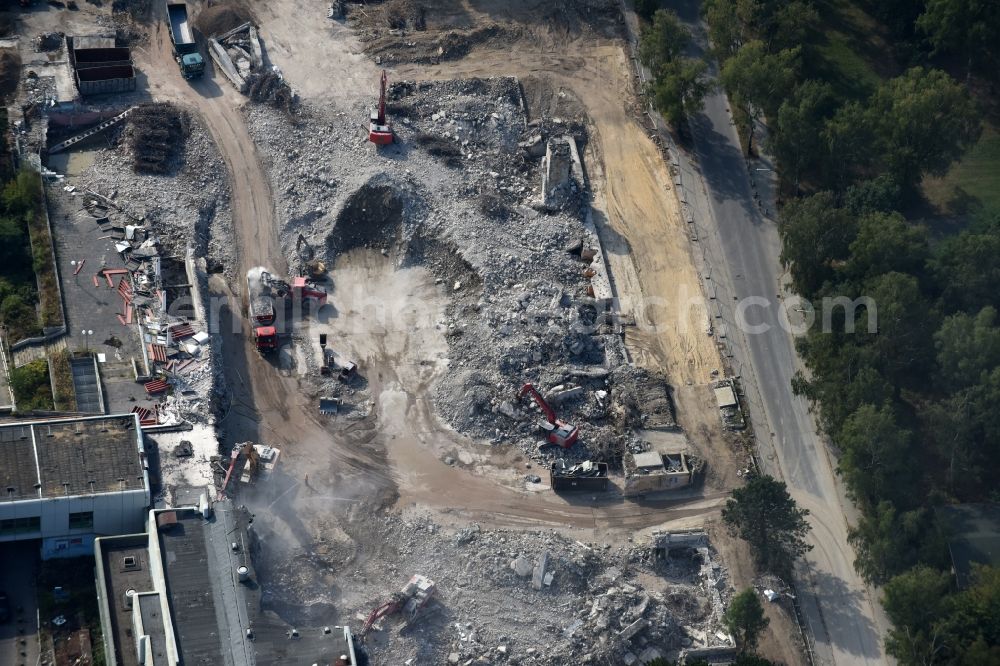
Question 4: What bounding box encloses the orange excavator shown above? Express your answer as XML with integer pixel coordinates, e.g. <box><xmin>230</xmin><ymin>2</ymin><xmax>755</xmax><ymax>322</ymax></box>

<box><xmin>368</xmin><ymin>70</ymin><xmax>394</xmax><ymax>145</ymax></box>
<box><xmin>360</xmin><ymin>575</ymin><xmax>436</xmax><ymax>639</ymax></box>
<box><xmin>519</xmin><ymin>383</ymin><xmax>580</xmax><ymax>448</ymax></box>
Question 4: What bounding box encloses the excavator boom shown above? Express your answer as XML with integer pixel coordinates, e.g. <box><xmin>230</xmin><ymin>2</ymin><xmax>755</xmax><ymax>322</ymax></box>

<box><xmin>518</xmin><ymin>383</ymin><xmax>556</xmax><ymax>423</ymax></box>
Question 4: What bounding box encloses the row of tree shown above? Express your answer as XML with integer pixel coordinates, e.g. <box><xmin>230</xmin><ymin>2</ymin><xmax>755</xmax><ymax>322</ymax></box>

<box><xmin>686</xmin><ymin>1</ymin><xmax>998</xmax><ymax>664</ymax></box>
<box><xmin>636</xmin><ymin>0</ymin><xmax>1000</xmax><ymax>662</ymax></box>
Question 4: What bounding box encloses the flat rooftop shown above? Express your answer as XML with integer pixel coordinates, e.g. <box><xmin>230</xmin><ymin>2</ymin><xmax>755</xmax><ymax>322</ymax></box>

<box><xmin>98</xmin><ymin>499</ymin><xmax>358</xmax><ymax>666</ymax></box>
<box><xmin>0</xmin><ymin>414</ymin><xmax>145</xmax><ymax>502</ymax></box>
<box><xmin>99</xmin><ymin>534</ymin><xmax>157</xmax><ymax>666</ymax></box>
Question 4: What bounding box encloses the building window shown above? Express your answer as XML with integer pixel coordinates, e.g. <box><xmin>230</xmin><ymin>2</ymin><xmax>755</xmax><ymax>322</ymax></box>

<box><xmin>0</xmin><ymin>516</ymin><xmax>41</xmax><ymax>536</ymax></box>
<box><xmin>69</xmin><ymin>511</ymin><xmax>94</xmax><ymax>530</ymax></box>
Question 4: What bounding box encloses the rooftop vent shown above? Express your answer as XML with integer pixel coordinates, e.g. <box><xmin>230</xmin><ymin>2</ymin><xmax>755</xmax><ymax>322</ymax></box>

<box><xmin>123</xmin><ymin>556</ymin><xmax>139</xmax><ymax>570</ymax></box>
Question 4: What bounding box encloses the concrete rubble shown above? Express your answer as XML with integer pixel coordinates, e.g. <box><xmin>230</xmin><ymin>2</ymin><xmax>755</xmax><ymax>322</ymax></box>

<box><xmin>245</xmin><ymin>76</ymin><xmax>694</xmax><ymax>471</ymax></box>
<box><xmin>43</xmin><ymin>107</ymin><xmax>234</xmax><ymax>439</ymax></box>
<box><xmin>251</xmin><ymin>511</ymin><xmax>736</xmax><ymax>665</ymax></box>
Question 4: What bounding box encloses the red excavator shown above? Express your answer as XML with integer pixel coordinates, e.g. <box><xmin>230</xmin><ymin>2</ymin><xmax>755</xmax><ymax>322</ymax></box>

<box><xmin>360</xmin><ymin>575</ymin><xmax>436</xmax><ymax>639</ymax></box>
<box><xmin>519</xmin><ymin>383</ymin><xmax>580</xmax><ymax>448</ymax></box>
<box><xmin>368</xmin><ymin>70</ymin><xmax>393</xmax><ymax>145</ymax></box>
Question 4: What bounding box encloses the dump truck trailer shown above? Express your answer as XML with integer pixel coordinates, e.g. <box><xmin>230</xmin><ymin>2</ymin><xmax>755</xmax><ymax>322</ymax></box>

<box><xmin>550</xmin><ymin>460</ymin><xmax>609</xmax><ymax>492</ymax></box>
<box><xmin>166</xmin><ymin>3</ymin><xmax>205</xmax><ymax>78</ymax></box>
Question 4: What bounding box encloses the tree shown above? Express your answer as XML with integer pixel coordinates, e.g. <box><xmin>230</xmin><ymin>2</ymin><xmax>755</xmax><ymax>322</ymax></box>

<box><xmin>634</xmin><ymin>0</ymin><xmax>660</xmax><ymax>21</ymax></box>
<box><xmin>639</xmin><ymin>9</ymin><xmax>691</xmax><ymax>71</ymax></box>
<box><xmin>724</xmin><ymin>588</ymin><xmax>770</xmax><ymax>653</ymax></box>
<box><xmin>931</xmin><ymin>229</ymin><xmax>1000</xmax><ymax>314</ymax></box>
<box><xmin>778</xmin><ymin>192</ymin><xmax>857</xmax><ymax>295</ymax></box>
<box><xmin>934</xmin><ymin>307</ymin><xmax>1000</xmax><ymax>392</ymax></box>
<box><xmin>649</xmin><ymin>58</ymin><xmax>709</xmax><ymax>125</ymax></box>
<box><xmin>843</xmin><ymin>174</ymin><xmax>902</xmax><ymax>215</ymax></box>
<box><xmin>769</xmin><ymin>81</ymin><xmax>836</xmax><ymax>190</ymax></box>
<box><xmin>843</xmin><ymin>212</ymin><xmax>929</xmax><ymax>284</ymax></box>
<box><xmin>720</xmin><ymin>41</ymin><xmax>799</xmax><ymax>153</ymax></box>
<box><xmin>822</xmin><ymin>100</ymin><xmax>876</xmax><ymax>193</ymax></box>
<box><xmin>848</xmin><ymin>501</ymin><xmax>949</xmax><ymax>585</ymax></box>
<box><xmin>863</xmin><ymin>271</ymin><xmax>935</xmax><ymax>386</ymax></box>
<box><xmin>722</xmin><ymin>476</ymin><xmax>812</xmax><ymax>578</ymax></box>
<box><xmin>883</xmin><ymin>565</ymin><xmax>953</xmax><ymax>664</ymax></box>
<box><xmin>702</xmin><ymin>0</ymin><xmax>743</xmax><ymax>60</ymax></box>
<box><xmin>917</xmin><ymin>0</ymin><xmax>1000</xmax><ymax>76</ymax></box>
<box><xmin>866</xmin><ymin>67</ymin><xmax>981</xmax><ymax>193</ymax></box>
<box><xmin>836</xmin><ymin>404</ymin><xmax>913</xmax><ymax>509</ymax></box>
<box><xmin>927</xmin><ymin>367</ymin><xmax>1000</xmax><ymax>498</ymax></box>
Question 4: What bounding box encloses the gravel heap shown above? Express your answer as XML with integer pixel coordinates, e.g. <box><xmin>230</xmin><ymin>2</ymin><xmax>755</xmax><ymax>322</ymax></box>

<box><xmin>245</xmin><ymin>77</ymin><xmax>676</xmax><ymax>467</ymax></box>
<box><xmin>252</xmin><ymin>512</ymin><xmax>734</xmax><ymax>665</ymax></box>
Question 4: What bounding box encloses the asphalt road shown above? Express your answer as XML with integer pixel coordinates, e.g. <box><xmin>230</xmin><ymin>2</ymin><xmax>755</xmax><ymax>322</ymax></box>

<box><xmin>655</xmin><ymin>1</ymin><xmax>889</xmax><ymax>663</ymax></box>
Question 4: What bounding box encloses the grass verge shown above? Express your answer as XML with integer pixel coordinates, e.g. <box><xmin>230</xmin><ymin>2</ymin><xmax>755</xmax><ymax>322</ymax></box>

<box><xmin>52</xmin><ymin>349</ymin><xmax>78</xmax><ymax>412</ymax></box>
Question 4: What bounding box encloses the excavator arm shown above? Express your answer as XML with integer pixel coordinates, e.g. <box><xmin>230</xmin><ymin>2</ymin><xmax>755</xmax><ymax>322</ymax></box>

<box><xmin>518</xmin><ymin>383</ymin><xmax>556</xmax><ymax>423</ymax></box>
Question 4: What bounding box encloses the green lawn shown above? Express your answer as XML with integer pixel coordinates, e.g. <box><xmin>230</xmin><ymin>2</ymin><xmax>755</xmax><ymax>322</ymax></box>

<box><xmin>805</xmin><ymin>0</ymin><xmax>896</xmax><ymax>101</ymax></box>
<box><xmin>923</xmin><ymin>125</ymin><xmax>1000</xmax><ymax>216</ymax></box>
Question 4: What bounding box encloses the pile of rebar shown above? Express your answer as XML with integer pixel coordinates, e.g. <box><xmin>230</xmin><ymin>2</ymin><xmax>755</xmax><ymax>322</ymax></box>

<box><xmin>127</xmin><ymin>103</ymin><xmax>188</xmax><ymax>174</ymax></box>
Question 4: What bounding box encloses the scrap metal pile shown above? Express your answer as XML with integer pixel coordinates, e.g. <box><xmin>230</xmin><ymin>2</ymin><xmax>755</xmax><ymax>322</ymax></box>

<box><xmin>127</xmin><ymin>102</ymin><xmax>189</xmax><ymax>174</ymax></box>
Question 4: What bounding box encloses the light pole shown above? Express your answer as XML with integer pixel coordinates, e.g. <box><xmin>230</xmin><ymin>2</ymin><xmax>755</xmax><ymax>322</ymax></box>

<box><xmin>82</xmin><ymin>329</ymin><xmax>93</xmax><ymax>354</ymax></box>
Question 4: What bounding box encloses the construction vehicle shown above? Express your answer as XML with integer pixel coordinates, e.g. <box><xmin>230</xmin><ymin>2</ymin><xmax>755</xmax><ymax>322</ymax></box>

<box><xmin>166</xmin><ymin>3</ymin><xmax>205</xmax><ymax>78</ymax></box>
<box><xmin>368</xmin><ymin>70</ymin><xmax>393</xmax><ymax>145</ymax></box>
<box><xmin>518</xmin><ymin>383</ymin><xmax>580</xmax><ymax>448</ymax></box>
<box><xmin>360</xmin><ymin>575</ymin><xmax>436</xmax><ymax>639</ymax></box>
<box><xmin>246</xmin><ymin>267</ymin><xmax>328</xmax><ymax>353</ymax></box>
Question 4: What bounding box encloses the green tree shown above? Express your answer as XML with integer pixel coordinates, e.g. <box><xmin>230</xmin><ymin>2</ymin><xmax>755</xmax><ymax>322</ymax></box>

<box><xmin>722</xmin><ymin>476</ymin><xmax>812</xmax><ymax>578</ymax></box>
<box><xmin>931</xmin><ymin>228</ymin><xmax>1000</xmax><ymax>314</ymax></box>
<box><xmin>928</xmin><ymin>367</ymin><xmax>1000</xmax><ymax>497</ymax></box>
<box><xmin>769</xmin><ymin>81</ymin><xmax>835</xmax><ymax>190</ymax></box>
<box><xmin>634</xmin><ymin>0</ymin><xmax>660</xmax><ymax>21</ymax></box>
<box><xmin>883</xmin><ymin>565</ymin><xmax>953</xmax><ymax>664</ymax></box>
<box><xmin>720</xmin><ymin>41</ymin><xmax>800</xmax><ymax>153</ymax></box>
<box><xmin>863</xmin><ymin>272</ymin><xmax>935</xmax><ymax>386</ymax></box>
<box><xmin>917</xmin><ymin>0</ymin><xmax>1000</xmax><ymax>75</ymax></box>
<box><xmin>867</xmin><ymin>67</ymin><xmax>981</xmax><ymax>193</ymax></box>
<box><xmin>778</xmin><ymin>192</ymin><xmax>856</xmax><ymax>295</ymax></box>
<box><xmin>702</xmin><ymin>0</ymin><xmax>743</xmax><ymax>60</ymax></box>
<box><xmin>843</xmin><ymin>174</ymin><xmax>902</xmax><ymax>215</ymax></box>
<box><xmin>822</xmin><ymin>100</ymin><xmax>876</xmax><ymax>192</ymax></box>
<box><xmin>848</xmin><ymin>501</ymin><xmax>949</xmax><ymax>585</ymax></box>
<box><xmin>935</xmin><ymin>307</ymin><xmax>1000</xmax><ymax>392</ymax></box>
<box><xmin>843</xmin><ymin>212</ymin><xmax>929</xmax><ymax>284</ymax></box>
<box><xmin>1</xmin><ymin>169</ymin><xmax>42</xmax><ymax>217</ymax></box>
<box><xmin>649</xmin><ymin>58</ymin><xmax>709</xmax><ymax>125</ymax></box>
<box><xmin>639</xmin><ymin>9</ymin><xmax>691</xmax><ymax>71</ymax></box>
<box><xmin>724</xmin><ymin>588</ymin><xmax>770</xmax><ymax>653</ymax></box>
<box><xmin>837</xmin><ymin>405</ymin><xmax>913</xmax><ymax>508</ymax></box>
<box><xmin>9</xmin><ymin>359</ymin><xmax>54</xmax><ymax>412</ymax></box>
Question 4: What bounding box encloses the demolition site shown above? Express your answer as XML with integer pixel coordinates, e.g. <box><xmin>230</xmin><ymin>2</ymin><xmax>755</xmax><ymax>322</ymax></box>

<box><xmin>0</xmin><ymin>0</ymin><xmax>804</xmax><ymax>665</ymax></box>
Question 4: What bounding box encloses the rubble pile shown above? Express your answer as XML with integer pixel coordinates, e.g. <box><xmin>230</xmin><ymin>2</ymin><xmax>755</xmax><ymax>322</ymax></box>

<box><xmin>41</xmin><ymin>112</ymin><xmax>237</xmax><ymax>425</ymax></box>
<box><xmin>245</xmin><ymin>77</ymin><xmax>682</xmax><ymax>467</ymax></box>
<box><xmin>71</xmin><ymin>112</ymin><xmax>236</xmax><ymax>273</ymax></box>
<box><xmin>255</xmin><ymin>512</ymin><xmax>734</xmax><ymax>665</ymax></box>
